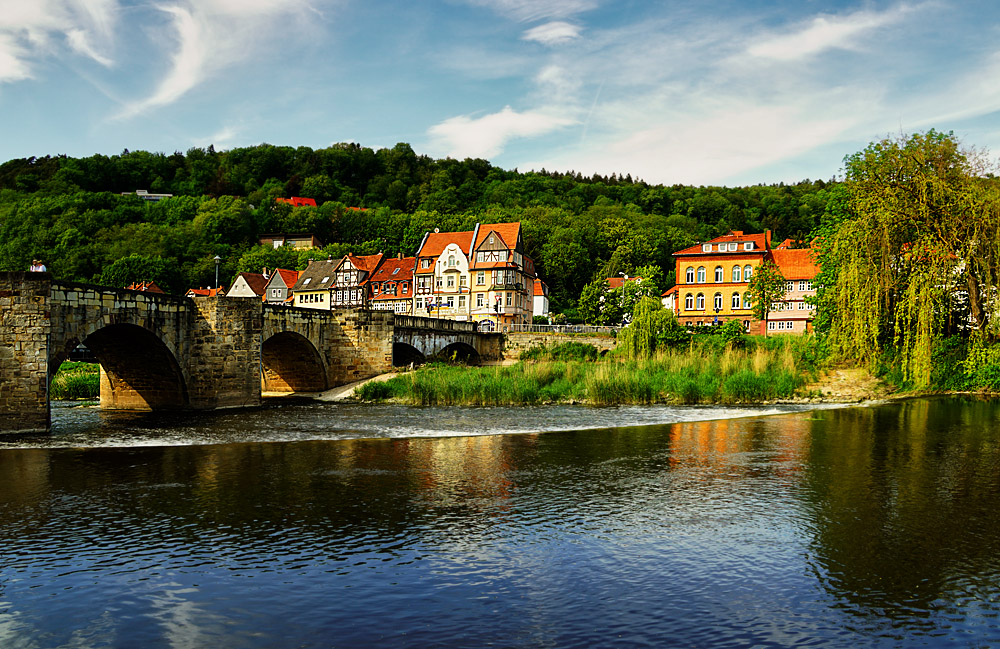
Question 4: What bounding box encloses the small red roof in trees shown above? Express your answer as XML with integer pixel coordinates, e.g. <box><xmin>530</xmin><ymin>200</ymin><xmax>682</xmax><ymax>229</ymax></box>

<box><xmin>607</xmin><ymin>276</ymin><xmax>642</xmax><ymax>289</ymax></box>
<box><xmin>276</xmin><ymin>197</ymin><xmax>317</xmax><ymax>207</ymax></box>
<box><xmin>233</xmin><ymin>272</ymin><xmax>268</xmax><ymax>295</ymax></box>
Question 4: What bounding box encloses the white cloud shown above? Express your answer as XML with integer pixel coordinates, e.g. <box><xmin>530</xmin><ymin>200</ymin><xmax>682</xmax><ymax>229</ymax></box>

<box><xmin>747</xmin><ymin>5</ymin><xmax>919</xmax><ymax>61</ymax></box>
<box><xmin>428</xmin><ymin>106</ymin><xmax>576</xmax><ymax>159</ymax></box>
<box><xmin>462</xmin><ymin>0</ymin><xmax>597</xmax><ymax>23</ymax></box>
<box><xmin>117</xmin><ymin>0</ymin><xmax>321</xmax><ymax>118</ymax></box>
<box><xmin>0</xmin><ymin>0</ymin><xmax>118</xmax><ymax>82</ymax></box>
<box><xmin>523</xmin><ymin>21</ymin><xmax>581</xmax><ymax>46</ymax></box>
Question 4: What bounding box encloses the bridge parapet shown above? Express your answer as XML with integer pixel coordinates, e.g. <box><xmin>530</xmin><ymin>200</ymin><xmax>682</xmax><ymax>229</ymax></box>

<box><xmin>394</xmin><ymin>314</ymin><xmax>478</xmax><ymax>333</ymax></box>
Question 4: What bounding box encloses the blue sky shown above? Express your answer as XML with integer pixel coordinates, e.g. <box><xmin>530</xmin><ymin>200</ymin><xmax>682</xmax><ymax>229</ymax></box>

<box><xmin>2</xmin><ymin>0</ymin><xmax>999</xmax><ymax>186</ymax></box>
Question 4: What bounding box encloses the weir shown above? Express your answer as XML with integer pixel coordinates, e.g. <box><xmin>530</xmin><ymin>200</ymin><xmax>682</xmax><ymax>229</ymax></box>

<box><xmin>0</xmin><ymin>272</ymin><xmax>502</xmax><ymax>434</ymax></box>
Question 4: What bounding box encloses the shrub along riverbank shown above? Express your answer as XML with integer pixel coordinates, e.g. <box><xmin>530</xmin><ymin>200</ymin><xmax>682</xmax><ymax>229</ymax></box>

<box><xmin>50</xmin><ymin>362</ymin><xmax>99</xmax><ymax>400</ymax></box>
<box><xmin>356</xmin><ymin>337</ymin><xmax>820</xmax><ymax>406</ymax></box>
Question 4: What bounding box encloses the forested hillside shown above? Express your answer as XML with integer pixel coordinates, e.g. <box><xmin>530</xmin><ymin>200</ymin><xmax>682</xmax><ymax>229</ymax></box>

<box><xmin>0</xmin><ymin>142</ymin><xmax>833</xmax><ymax>315</ymax></box>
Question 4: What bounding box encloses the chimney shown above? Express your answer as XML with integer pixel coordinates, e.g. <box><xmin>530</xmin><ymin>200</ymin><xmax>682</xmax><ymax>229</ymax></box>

<box><xmin>308</xmin><ymin>258</ymin><xmax>313</xmax><ymax>266</ymax></box>
<box><xmin>263</xmin><ymin>267</ymin><xmax>269</xmax><ymax>278</ymax></box>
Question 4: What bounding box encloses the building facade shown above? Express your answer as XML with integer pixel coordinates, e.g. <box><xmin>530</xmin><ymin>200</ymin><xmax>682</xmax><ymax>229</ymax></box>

<box><xmin>533</xmin><ymin>279</ymin><xmax>550</xmax><ymax>320</ymax></box>
<box><xmin>766</xmin><ymin>245</ymin><xmax>819</xmax><ymax>334</ymax></box>
<box><xmin>673</xmin><ymin>230</ymin><xmax>772</xmax><ymax>329</ymax></box>
<box><xmin>263</xmin><ymin>268</ymin><xmax>299</xmax><ymax>305</ymax></box>
<box><xmin>369</xmin><ymin>256</ymin><xmax>416</xmax><ymax>314</ymax></box>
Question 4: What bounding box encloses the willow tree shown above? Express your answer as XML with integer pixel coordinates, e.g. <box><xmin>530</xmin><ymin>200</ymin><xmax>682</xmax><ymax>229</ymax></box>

<box><xmin>820</xmin><ymin>130</ymin><xmax>1000</xmax><ymax>388</ymax></box>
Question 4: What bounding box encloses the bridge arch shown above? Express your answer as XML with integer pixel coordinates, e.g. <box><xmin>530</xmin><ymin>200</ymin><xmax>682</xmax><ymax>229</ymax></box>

<box><xmin>59</xmin><ymin>322</ymin><xmax>189</xmax><ymax>410</ymax></box>
<box><xmin>435</xmin><ymin>341</ymin><xmax>481</xmax><ymax>364</ymax></box>
<box><xmin>261</xmin><ymin>331</ymin><xmax>328</xmax><ymax>392</ymax></box>
<box><xmin>392</xmin><ymin>342</ymin><xmax>425</xmax><ymax>366</ymax></box>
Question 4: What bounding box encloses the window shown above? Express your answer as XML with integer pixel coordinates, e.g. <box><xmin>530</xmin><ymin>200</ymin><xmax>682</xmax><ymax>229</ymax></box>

<box><xmin>421</xmin><ymin>259</ymin><xmax>431</xmax><ymax>269</ymax></box>
<box><xmin>798</xmin><ymin>280</ymin><xmax>808</xmax><ymax>291</ymax></box>
<box><xmin>321</xmin><ymin>276</ymin><xmax>329</xmax><ymax>284</ymax></box>
<box><xmin>477</xmin><ymin>293</ymin><xmax>484</xmax><ymax>307</ymax></box>
<box><xmin>448</xmin><ymin>255</ymin><xmax>456</xmax><ymax>267</ymax></box>
<box><xmin>477</xmin><ymin>271</ymin><xmax>485</xmax><ymax>285</ymax></box>
<box><xmin>714</xmin><ymin>266</ymin><xmax>723</xmax><ymax>282</ymax></box>
<box><xmin>436</xmin><ymin>278</ymin><xmax>442</xmax><ymax>288</ymax></box>
<box><xmin>460</xmin><ymin>275</ymin><xmax>467</xmax><ymax>287</ymax></box>
<box><xmin>459</xmin><ymin>295</ymin><xmax>466</xmax><ymax>307</ymax></box>
<box><xmin>686</xmin><ymin>267</ymin><xmax>695</xmax><ymax>283</ymax></box>
<box><xmin>506</xmin><ymin>292</ymin><xmax>512</xmax><ymax>306</ymax></box>
<box><xmin>447</xmin><ymin>276</ymin><xmax>455</xmax><ymax>288</ymax></box>
<box><xmin>696</xmin><ymin>293</ymin><xmax>705</xmax><ymax>310</ymax></box>
<box><xmin>685</xmin><ymin>294</ymin><xmax>694</xmax><ymax>310</ymax></box>
<box><xmin>697</xmin><ymin>267</ymin><xmax>706</xmax><ymax>283</ymax></box>
<box><xmin>744</xmin><ymin>242</ymin><xmax>753</xmax><ymax>251</ymax></box>
<box><xmin>728</xmin><ymin>243</ymin><xmax>737</xmax><ymax>251</ymax></box>
<box><xmin>402</xmin><ymin>283</ymin><xmax>408</xmax><ymax>294</ymax></box>
<box><xmin>416</xmin><ymin>298</ymin><xmax>424</xmax><ymax>309</ymax></box>
<box><xmin>744</xmin><ymin>265</ymin><xmax>753</xmax><ymax>281</ymax></box>
<box><xmin>714</xmin><ymin>293</ymin><xmax>723</xmax><ymax>310</ymax></box>
<box><xmin>303</xmin><ymin>278</ymin><xmax>311</xmax><ymax>285</ymax></box>
<box><xmin>447</xmin><ymin>297</ymin><xmax>454</xmax><ymax>308</ymax></box>
<box><xmin>743</xmin><ymin>293</ymin><xmax>752</xmax><ymax>309</ymax></box>
<box><xmin>732</xmin><ymin>266</ymin><xmax>741</xmax><ymax>282</ymax></box>
<box><xmin>702</xmin><ymin>243</ymin><xmax>712</xmax><ymax>252</ymax></box>
<box><xmin>785</xmin><ymin>281</ymin><xmax>795</xmax><ymax>291</ymax></box>
<box><xmin>731</xmin><ymin>293</ymin><xmax>741</xmax><ymax>309</ymax></box>
<box><xmin>768</xmin><ymin>321</ymin><xmax>775</xmax><ymax>331</ymax></box>
<box><xmin>392</xmin><ymin>268</ymin><xmax>400</xmax><ymax>275</ymax></box>
<box><xmin>797</xmin><ymin>301</ymin><xmax>807</xmax><ymax>310</ymax></box>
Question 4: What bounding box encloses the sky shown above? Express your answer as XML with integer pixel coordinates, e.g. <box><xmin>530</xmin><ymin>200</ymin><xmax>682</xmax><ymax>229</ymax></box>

<box><xmin>2</xmin><ymin>0</ymin><xmax>1000</xmax><ymax>186</ymax></box>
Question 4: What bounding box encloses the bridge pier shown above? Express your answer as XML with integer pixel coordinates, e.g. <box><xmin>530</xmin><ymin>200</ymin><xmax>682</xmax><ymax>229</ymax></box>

<box><xmin>0</xmin><ymin>273</ymin><xmax>53</xmax><ymax>433</ymax></box>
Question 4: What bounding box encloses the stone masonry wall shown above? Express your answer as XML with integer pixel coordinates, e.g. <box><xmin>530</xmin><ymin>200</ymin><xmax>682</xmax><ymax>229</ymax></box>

<box><xmin>502</xmin><ymin>332</ymin><xmax>617</xmax><ymax>360</ymax></box>
<box><xmin>0</xmin><ymin>273</ymin><xmax>52</xmax><ymax>433</ymax></box>
<box><xmin>188</xmin><ymin>297</ymin><xmax>263</xmax><ymax>409</ymax></box>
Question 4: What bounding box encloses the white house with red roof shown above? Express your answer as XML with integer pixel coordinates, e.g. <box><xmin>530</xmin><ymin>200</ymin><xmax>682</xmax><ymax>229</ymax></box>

<box><xmin>533</xmin><ymin>279</ymin><xmax>549</xmax><ymax>320</ymax></box>
<box><xmin>414</xmin><ymin>228</ymin><xmax>476</xmax><ymax>320</ymax></box>
<box><xmin>226</xmin><ymin>272</ymin><xmax>268</xmax><ymax>299</ymax></box>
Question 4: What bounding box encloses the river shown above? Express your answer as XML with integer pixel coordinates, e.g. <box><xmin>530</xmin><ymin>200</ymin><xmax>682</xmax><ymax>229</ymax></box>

<box><xmin>1</xmin><ymin>397</ymin><xmax>999</xmax><ymax>648</ymax></box>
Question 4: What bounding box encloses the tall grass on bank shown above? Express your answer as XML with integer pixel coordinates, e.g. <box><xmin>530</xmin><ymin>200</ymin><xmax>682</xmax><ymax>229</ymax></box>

<box><xmin>358</xmin><ymin>339</ymin><xmax>813</xmax><ymax>406</ymax></box>
<box><xmin>50</xmin><ymin>362</ymin><xmax>99</xmax><ymax>400</ymax></box>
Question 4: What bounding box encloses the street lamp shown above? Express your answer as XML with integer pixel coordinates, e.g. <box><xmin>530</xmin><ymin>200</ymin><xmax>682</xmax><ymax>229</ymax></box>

<box><xmin>619</xmin><ymin>272</ymin><xmax>628</xmax><ymax>326</ymax></box>
<box><xmin>214</xmin><ymin>255</ymin><xmax>222</xmax><ymax>290</ymax></box>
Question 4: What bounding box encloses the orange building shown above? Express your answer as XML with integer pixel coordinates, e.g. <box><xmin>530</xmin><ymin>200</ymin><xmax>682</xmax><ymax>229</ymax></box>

<box><xmin>673</xmin><ymin>230</ymin><xmax>773</xmax><ymax>329</ymax></box>
<box><xmin>671</xmin><ymin>230</ymin><xmax>819</xmax><ymax>334</ymax></box>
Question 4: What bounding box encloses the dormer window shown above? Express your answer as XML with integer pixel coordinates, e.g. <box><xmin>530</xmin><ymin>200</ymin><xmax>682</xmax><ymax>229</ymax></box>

<box><xmin>303</xmin><ymin>278</ymin><xmax>311</xmax><ymax>285</ymax></box>
<box><xmin>321</xmin><ymin>276</ymin><xmax>330</xmax><ymax>284</ymax></box>
<box><xmin>728</xmin><ymin>243</ymin><xmax>737</xmax><ymax>251</ymax></box>
<box><xmin>392</xmin><ymin>268</ymin><xmax>400</xmax><ymax>275</ymax></box>
<box><xmin>702</xmin><ymin>243</ymin><xmax>711</xmax><ymax>252</ymax></box>
<box><xmin>744</xmin><ymin>242</ymin><xmax>753</xmax><ymax>251</ymax></box>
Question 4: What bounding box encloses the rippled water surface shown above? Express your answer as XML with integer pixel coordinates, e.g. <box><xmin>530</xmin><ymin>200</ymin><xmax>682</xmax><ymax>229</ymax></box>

<box><xmin>3</xmin><ymin>397</ymin><xmax>1000</xmax><ymax>648</ymax></box>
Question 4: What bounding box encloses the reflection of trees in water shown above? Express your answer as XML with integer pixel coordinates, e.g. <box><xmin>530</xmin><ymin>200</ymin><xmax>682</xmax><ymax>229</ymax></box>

<box><xmin>802</xmin><ymin>398</ymin><xmax>1000</xmax><ymax>627</ymax></box>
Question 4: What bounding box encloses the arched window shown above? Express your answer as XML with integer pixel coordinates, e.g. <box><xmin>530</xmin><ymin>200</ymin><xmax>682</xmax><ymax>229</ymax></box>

<box><xmin>713</xmin><ymin>293</ymin><xmax>723</xmax><ymax>310</ymax></box>
<box><xmin>448</xmin><ymin>254</ymin><xmax>456</xmax><ymax>267</ymax></box>
<box><xmin>732</xmin><ymin>266</ymin><xmax>742</xmax><ymax>282</ymax></box>
<box><xmin>744</xmin><ymin>265</ymin><xmax>753</xmax><ymax>281</ymax></box>
<box><xmin>686</xmin><ymin>267</ymin><xmax>695</xmax><ymax>283</ymax></box>
<box><xmin>697</xmin><ymin>267</ymin><xmax>706</xmax><ymax>283</ymax></box>
<box><xmin>731</xmin><ymin>292</ymin><xmax>741</xmax><ymax>309</ymax></box>
<box><xmin>685</xmin><ymin>294</ymin><xmax>694</xmax><ymax>310</ymax></box>
<box><xmin>696</xmin><ymin>293</ymin><xmax>705</xmax><ymax>310</ymax></box>
<box><xmin>743</xmin><ymin>293</ymin><xmax>752</xmax><ymax>309</ymax></box>
<box><xmin>714</xmin><ymin>266</ymin><xmax>723</xmax><ymax>282</ymax></box>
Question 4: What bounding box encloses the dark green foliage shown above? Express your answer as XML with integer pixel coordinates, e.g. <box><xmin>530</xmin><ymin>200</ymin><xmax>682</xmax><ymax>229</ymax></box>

<box><xmin>520</xmin><ymin>342</ymin><xmax>599</xmax><ymax>362</ymax></box>
<box><xmin>50</xmin><ymin>362</ymin><xmax>99</xmax><ymax>400</ymax></box>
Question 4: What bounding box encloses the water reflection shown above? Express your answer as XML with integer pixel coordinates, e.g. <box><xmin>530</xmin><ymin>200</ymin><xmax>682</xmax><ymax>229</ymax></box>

<box><xmin>1</xmin><ymin>398</ymin><xmax>1000</xmax><ymax>647</ymax></box>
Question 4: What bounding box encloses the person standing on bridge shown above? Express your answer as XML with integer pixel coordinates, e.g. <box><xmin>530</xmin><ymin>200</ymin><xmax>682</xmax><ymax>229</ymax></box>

<box><xmin>29</xmin><ymin>259</ymin><xmax>46</xmax><ymax>272</ymax></box>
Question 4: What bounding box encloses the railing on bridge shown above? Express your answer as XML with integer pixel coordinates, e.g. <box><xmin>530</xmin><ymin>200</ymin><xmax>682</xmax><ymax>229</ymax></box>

<box><xmin>501</xmin><ymin>323</ymin><xmax>619</xmax><ymax>335</ymax></box>
<box><xmin>394</xmin><ymin>314</ymin><xmax>480</xmax><ymax>333</ymax></box>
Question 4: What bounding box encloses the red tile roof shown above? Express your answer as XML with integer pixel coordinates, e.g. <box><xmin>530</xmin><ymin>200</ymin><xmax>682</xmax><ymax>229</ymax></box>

<box><xmin>272</xmin><ymin>268</ymin><xmax>299</xmax><ymax>288</ymax></box>
<box><xmin>346</xmin><ymin>253</ymin><xmax>384</xmax><ymax>274</ymax></box>
<box><xmin>474</xmin><ymin>222</ymin><xmax>521</xmax><ymax>250</ymax></box>
<box><xmin>276</xmin><ymin>197</ymin><xmax>317</xmax><ymax>207</ymax></box>
<box><xmin>126</xmin><ymin>281</ymin><xmax>166</xmax><ymax>294</ymax></box>
<box><xmin>607</xmin><ymin>276</ymin><xmax>642</xmax><ymax>289</ymax></box>
<box><xmin>533</xmin><ymin>278</ymin><xmax>548</xmax><ymax>296</ymax></box>
<box><xmin>674</xmin><ymin>230</ymin><xmax>772</xmax><ymax>256</ymax></box>
<box><xmin>186</xmin><ymin>287</ymin><xmax>225</xmax><ymax>297</ymax></box>
<box><xmin>369</xmin><ymin>257</ymin><xmax>416</xmax><ymax>301</ymax></box>
<box><xmin>770</xmin><ymin>248</ymin><xmax>819</xmax><ymax>280</ymax></box>
<box><xmin>418</xmin><ymin>230</ymin><xmax>475</xmax><ymax>258</ymax></box>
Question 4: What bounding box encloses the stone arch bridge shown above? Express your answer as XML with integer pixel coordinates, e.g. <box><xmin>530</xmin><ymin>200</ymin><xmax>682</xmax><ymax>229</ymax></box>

<box><xmin>0</xmin><ymin>273</ymin><xmax>502</xmax><ymax>434</ymax></box>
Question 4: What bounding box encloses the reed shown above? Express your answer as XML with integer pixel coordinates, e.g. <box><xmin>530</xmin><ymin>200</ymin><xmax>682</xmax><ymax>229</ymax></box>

<box><xmin>50</xmin><ymin>362</ymin><xmax>100</xmax><ymax>400</ymax></box>
<box><xmin>358</xmin><ymin>340</ymin><xmax>814</xmax><ymax>406</ymax></box>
